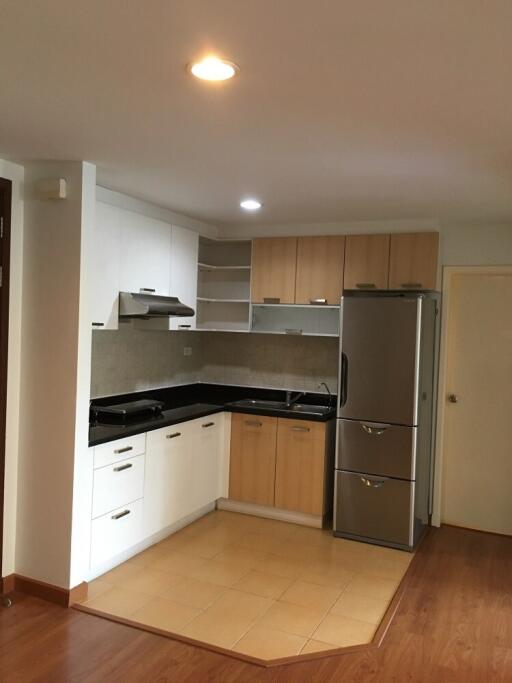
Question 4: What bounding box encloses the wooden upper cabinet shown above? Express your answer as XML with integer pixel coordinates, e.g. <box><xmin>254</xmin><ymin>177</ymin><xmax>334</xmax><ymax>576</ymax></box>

<box><xmin>251</xmin><ymin>237</ymin><xmax>297</xmax><ymax>303</ymax></box>
<box><xmin>229</xmin><ymin>413</ymin><xmax>277</xmax><ymax>506</ymax></box>
<box><xmin>274</xmin><ymin>419</ymin><xmax>327</xmax><ymax>516</ymax></box>
<box><xmin>344</xmin><ymin>234</ymin><xmax>390</xmax><ymax>291</ymax></box>
<box><xmin>295</xmin><ymin>236</ymin><xmax>345</xmax><ymax>305</ymax></box>
<box><xmin>388</xmin><ymin>232</ymin><xmax>439</xmax><ymax>291</ymax></box>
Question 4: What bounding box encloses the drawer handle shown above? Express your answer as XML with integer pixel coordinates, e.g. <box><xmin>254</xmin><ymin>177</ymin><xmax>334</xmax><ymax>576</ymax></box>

<box><xmin>310</xmin><ymin>298</ymin><xmax>327</xmax><ymax>305</ymax></box>
<box><xmin>263</xmin><ymin>297</ymin><xmax>280</xmax><ymax>304</ymax></box>
<box><xmin>360</xmin><ymin>476</ymin><xmax>386</xmax><ymax>488</ymax></box>
<box><xmin>361</xmin><ymin>423</ymin><xmax>386</xmax><ymax>436</ymax></box>
<box><xmin>114</xmin><ymin>446</ymin><xmax>133</xmax><ymax>454</ymax></box>
<box><xmin>202</xmin><ymin>422</ymin><xmax>215</xmax><ymax>428</ymax></box>
<box><xmin>140</xmin><ymin>287</ymin><xmax>156</xmax><ymax>293</ymax></box>
<box><xmin>92</xmin><ymin>322</ymin><xmax>105</xmax><ymax>327</ymax></box>
<box><xmin>111</xmin><ymin>509</ymin><xmax>131</xmax><ymax>520</ymax></box>
<box><xmin>401</xmin><ymin>282</ymin><xmax>422</xmax><ymax>289</ymax></box>
<box><xmin>245</xmin><ymin>420</ymin><xmax>262</xmax><ymax>427</ymax></box>
<box><xmin>113</xmin><ymin>463</ymin><xmax>133</xmax><ymax>472</ymax></box>
<box><xmin>178</xmin><ymin>324</ymin><xmax>191</xmax><ymax>328</ymax></box>
<box><xmin>166</xmin><ymin>432</ymin><xmax>181</xmax><ymax>439</ymax></box>
<box><xmin>291</xmin><ymin>426</ymin><xmax>310</xmax><ymax>432</ymax></box>
<box><xmin>355</xmin><ymin>283</ymin><xmax>376</xmax><ymax>289</ymax></box>
<box><xmin>285</xmin><ymin>328</ymin><xmax>303</xmax><ymax>335</ymax></box>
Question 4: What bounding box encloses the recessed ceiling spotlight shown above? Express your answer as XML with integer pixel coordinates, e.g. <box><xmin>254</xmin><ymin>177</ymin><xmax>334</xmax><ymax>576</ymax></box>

<box><xmin>189</xmin><ymin>56</ymin><xmax>239</xmax><ymax>81</ymax></box>
<box><xmin>240</xmin><ymin>198</ymin><xmax>262</xmax><ymax>211</ymax></box>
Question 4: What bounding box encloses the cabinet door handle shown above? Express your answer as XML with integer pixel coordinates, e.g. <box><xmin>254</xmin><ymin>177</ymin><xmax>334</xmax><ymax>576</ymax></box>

<box><xmin>361</xmin><ymin>422</ymin><xmax>387</xmax><ymax>436</ymax></box>
<box><xmin>245</xmin><ymin>420</ymin><xmax>262</xmax><ymax>427</ymax></box>
<box><xmin>202</xmin><ymin>422</ymin><xmax>215</xmax><ymax>428</ymax></box>
<box><xmin>285</xmin><ymin>328</ymin><xmax>303</xmax><ymax>335</ymax></box>
<box><xmin>111</xmin><ymin>509</ymin><xmax>131</xmax><ymax>520</ymax></box>
<box><xmin>114</xmin><ymin>446</ymin><xmax>133</xmax><ymax>455</ymax></box>
<box><xmin>140</xmin><ymin>287</ymin><xmax>156</xmax><ymax>293</ymax></box>
<box><xmin>359</xmin><ymin>475</ymin><xmax>387</xmax><ymax>488</ymax></box>
<box><xmin>263</xmin><ymin>297</ymin><xmax>280</xmax><ymax>304</ymax></box>
<box><xmin>166</xmin><ymin>432</ymin><xmax>181</xmax><ymax>439</ymax></box>
<box><xmin>92</xmin><ymin>322</ymin><xmax>105</xmax><ymax>327</ymax></box>
<box><xmin>310</xmin><ymin>298</ymin><xmax>327</xmax><ymax>305</ymax></box>
<box><xmin>401</xmin><ymin>282</ymin><xmax>422</xmax><ymax>289</ymax></box>
<box><xmin>291</xmin><ymin>426</ymin><xmax>310</xmax><ymax>432</ymax></box>
<box><xmin>178</xmin><ymin>324</ymin><xmax>191</xmax><ymax>328</ymax></box>
<box><xmin>113</xmin><ymin>463</ymin><xmax>133</xmax><ymax>472</ymax></box>
<box><xmin>355</xmin><ymin>283</ymin><xmax>376</xmax><ymax>289</ymax></box>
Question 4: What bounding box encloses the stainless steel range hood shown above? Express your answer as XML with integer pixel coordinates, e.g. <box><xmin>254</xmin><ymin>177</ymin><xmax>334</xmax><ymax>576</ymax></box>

<box><xmin>119</xmin><ymin>292</ymin><xmax>194</xmax><ymax>319</ymax></box>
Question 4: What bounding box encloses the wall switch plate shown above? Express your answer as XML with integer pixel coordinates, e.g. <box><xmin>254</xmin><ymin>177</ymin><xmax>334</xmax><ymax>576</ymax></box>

<box><xmin>183</xmin><ymin>347</ymin><xmax>192</xmax><ymax>356</ymax></box>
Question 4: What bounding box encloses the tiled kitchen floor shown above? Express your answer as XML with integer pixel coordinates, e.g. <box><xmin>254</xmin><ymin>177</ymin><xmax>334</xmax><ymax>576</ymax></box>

<box><xmin>78</xmin><ymin>511</ymin><xmax>412</xmax><ymax>662</ymax></box>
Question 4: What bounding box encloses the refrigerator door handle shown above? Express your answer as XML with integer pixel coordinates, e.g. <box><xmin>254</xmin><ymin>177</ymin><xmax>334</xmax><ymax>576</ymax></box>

<box><xmin>340</xmin><ymin>352</ymin><xmax>348</xmax><ymax>406</ymax></box>
<box><xmin>360</xmin><ymin>422</ymin><xmax>388</xmax><ymax>436</ymax></box>
<box><xmin>359</xmin><ymin>474</ymin><xmax>388</xmax><ymax>488</ymax></box>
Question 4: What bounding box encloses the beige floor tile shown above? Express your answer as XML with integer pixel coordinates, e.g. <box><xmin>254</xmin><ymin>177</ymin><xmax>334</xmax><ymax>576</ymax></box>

<box><xmin>85</xmin><ymin>578</ymin><xmax>113</xmax><ymax>602</ymax></box>
<box><xmin>214</xmin><ymin>546</ymin><xmax>269</xmax><ymax>565</ymax></box>
<box><xmin>280</xmin><ymin>580</ymin><xmax>341</xmax><ymax>612</ymax></box>
<box><xmin>101</xmin><ymin>561</ymin><xmax>143</xmax><ymax>584</ymax></box>
<box><xmin>161</xmin><ymin>576</ymin><xmax>226</xmax><ymax>609</ymax></box>
<box><xmin>130</xmin><ymin>596</ymin><xmax>201</xmax><ymax>632</ymax></box>
<box><xmin>345</xmin><ymin>574</ymin><xmax>400</xmax><ymax>601</ymax></box>
<box><xmin>129</xmin><ymin>544</ymin><xmax>171</xmax><ymax>568</ymax></box>
<box><xmin>299</xmin><ymin>566</ymin><xmax>355</xmax><ymax>590</ymax></box>
<box><xmin>363</xmin><ymin>557</ymin><xmax>411</xmax><ymax>581</ymax></box>
<box><xmin>238</xmin><ymin>532</ymin><xmax>287</xmax><ymax>555</ymax></box>
<box><xmin>116</xmin><ymin>568</ymin><xmax>181</xmax><ymax>596</ymax></box>
<box><xmin>233</xmin><ymin>626</ymin><xmax>306</xmax><ymax>659</ymax></box>
<box><xmin>187</xmin><ymin>557</ymin><xmax>253</xmax><ymax>587</ymax></box>
<box><xmin>180</xmin><ymin>589</ymin><xmax>273</xmax><ymax>649</ymax></box>
<box><xmin>301</xmin><ymin>639</ymin><xmax>338</xmax><ymax>654</ymax></box>
<box><xmin>252</xmin><ymin>553</ymin><xmax>304</xmax><ymax>579</ymax></box>
<box><xmin>330</xmin><ymin>591</ymin><xmax>390</xmax><ymax>625</ymax></box>
<box><xmin>255</xmin><ymin>600</ymin><xmax>326</xmax><ymax>638</ymax></box>
<box><xmin>177</xmin><ymin>535</ymin><xmax>228</xmax><ymax>560</ymax></box>
<box><xmin>312</xmin><ymin>613</ymin><xmax>376</xmax><ymax>647</ymax></box>
<box><xmin>85</xmin><ymin>587</ymin><xmax>151</xmax><ymax>618</ymax></box>
<box><xmin>151</xmin><ymin>551</ymin><xmax>208</xmax><ymax>576</ymax></box>
<box><xmin>233</xmin><ymin>571</ymin><xmax>293</xmax><ymax>600</ymax></box>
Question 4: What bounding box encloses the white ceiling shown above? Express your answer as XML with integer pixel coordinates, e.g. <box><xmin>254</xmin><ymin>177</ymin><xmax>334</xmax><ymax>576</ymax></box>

<box><xmin>1</xmin><ymin>1</ymin><xmax>512</xmax><ymax>227</ymax></box>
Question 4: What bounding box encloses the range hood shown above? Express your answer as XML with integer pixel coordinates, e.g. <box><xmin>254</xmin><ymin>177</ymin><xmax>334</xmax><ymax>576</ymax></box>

<box><xmin>119</xmin><ymin>292</ymin><xmax>194</xmax><ymax>319</ymax></box>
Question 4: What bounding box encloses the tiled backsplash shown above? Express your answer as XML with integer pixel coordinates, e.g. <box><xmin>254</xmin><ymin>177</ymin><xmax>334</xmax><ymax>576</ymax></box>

<box><xmin>91</xmin><ymin>328</ymin><xmax>339</xmax><ymax>398</ymax></box>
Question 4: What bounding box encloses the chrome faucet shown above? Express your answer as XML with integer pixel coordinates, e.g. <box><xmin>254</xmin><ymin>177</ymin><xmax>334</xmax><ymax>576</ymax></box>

<box><xmin>318</xmin><ymin>382</ymin><xmax>333</xmax><ymax>406</ymax></box>
<box><xmin>285</xmin><ymin>391</ymin><xmax>304</xmax><ymax>407</ymax></box>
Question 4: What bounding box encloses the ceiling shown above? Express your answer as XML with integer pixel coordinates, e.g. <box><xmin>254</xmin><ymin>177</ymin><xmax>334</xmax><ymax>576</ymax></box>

<box><xmin>1</xmin><ymin>1</ymin><xmax>512</xmax><ymax>227</ymax></box>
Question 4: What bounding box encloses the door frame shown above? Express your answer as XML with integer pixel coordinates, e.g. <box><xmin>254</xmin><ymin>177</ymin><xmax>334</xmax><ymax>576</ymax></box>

<box><xmin>0</xmin><ymin>178</ymin><xmax>11</xmax><ymax>578</ymax></box>
<box><xmin>431</xmin><ymin>265</ymin><xmax>512</xmax><ymax>527</ymax></box>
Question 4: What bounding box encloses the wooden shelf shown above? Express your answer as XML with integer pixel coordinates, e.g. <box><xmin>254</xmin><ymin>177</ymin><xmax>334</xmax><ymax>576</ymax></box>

<box><xmin>198</xmin><ymin>263</ymin><xmax>251</xmax><ymax>271</ymax></box>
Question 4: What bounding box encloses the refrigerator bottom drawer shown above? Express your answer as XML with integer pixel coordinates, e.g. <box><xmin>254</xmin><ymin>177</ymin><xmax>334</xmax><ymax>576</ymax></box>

<box><xmin>334</xmin><ymin>470</ymin><xmax>414</xmax><ymax>548</ymax></box>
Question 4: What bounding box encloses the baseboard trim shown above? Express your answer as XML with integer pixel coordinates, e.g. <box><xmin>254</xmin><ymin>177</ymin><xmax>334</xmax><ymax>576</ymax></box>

<box><xmin>217</xmin><ymin>498</ymin><xmax>323</xmax><ymax>528</ymax></box>
<box><xmin>1</xmin><ymin>574</ymin><xmax>88</xmax><ymax>607</ymax></box>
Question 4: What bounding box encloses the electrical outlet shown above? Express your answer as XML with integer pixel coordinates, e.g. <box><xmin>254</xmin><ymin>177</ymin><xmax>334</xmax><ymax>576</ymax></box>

<box><xmin>183</xmin><ymin>347</ymin><xmax>192</xmax><ymax>357</ymax></box>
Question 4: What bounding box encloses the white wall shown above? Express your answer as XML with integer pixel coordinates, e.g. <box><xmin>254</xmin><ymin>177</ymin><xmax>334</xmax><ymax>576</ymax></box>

<box><xmin>0</xmin><ymin>159</ymin><xmax>24</xmax><ymax>577</ymax></box>
<box><xmin>15</xmin><ymin>162</ymin><xmax>95</xmax><ymax>588</ymax></box>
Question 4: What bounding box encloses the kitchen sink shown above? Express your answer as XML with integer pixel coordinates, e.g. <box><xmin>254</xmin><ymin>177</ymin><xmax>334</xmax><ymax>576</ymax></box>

<box><xmin>228</xmin><ymin>398</ymin><xmax>333</xmax><ymax>416</ymax></box>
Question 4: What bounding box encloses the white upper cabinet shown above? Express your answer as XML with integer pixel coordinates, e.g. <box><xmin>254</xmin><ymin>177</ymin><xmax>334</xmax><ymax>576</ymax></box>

<box><xmin>169</xmin><ymin>225</ymin><xmax>199</xmax><ymax>331</ymax></box>
<box><xmin>118</xmin><ymin>211</ymin><xmax>172</xmax><ymax>296</ymax></box>
<box><xmin>90</xmin><ymin>202</ymin><xmax>121</xmax><ymax>330</ymax></box>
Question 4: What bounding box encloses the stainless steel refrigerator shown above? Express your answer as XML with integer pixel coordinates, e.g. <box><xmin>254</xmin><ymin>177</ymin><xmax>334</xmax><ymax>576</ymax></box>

<box><xmin>334</xmin><ymin>292</ymin><xmax>438</xmax><ymax>550</ymax></box>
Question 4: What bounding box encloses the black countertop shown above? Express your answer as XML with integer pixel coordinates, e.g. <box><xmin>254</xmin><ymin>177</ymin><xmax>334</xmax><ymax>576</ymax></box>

<box><xmin>89</xmin><ymin>383</ymin><xmax>336</xmax><ymax>447</ymax></box>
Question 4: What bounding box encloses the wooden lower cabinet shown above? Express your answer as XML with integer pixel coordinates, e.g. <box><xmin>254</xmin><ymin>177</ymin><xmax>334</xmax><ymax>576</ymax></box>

<box><xmin>229</xmin><ymin>413</ymin><xmax>277</xmax><ymax>506</ymax></box>
<box><xmin>229</xmin><ymin>413</ymin><xmax>335</xmax><ymax>518</ymax></box>
<box><xmin>275</xmin><ymin>418</ymin><xmax>329</xmax><ymax>516</ymax></box>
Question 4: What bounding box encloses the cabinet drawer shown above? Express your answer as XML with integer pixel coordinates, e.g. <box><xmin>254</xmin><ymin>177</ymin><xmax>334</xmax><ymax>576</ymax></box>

<box><xmin>334</xmin><ymin>470</ymin><xmax>414</xmax><ymax>547</ymax></box>
<box><xmin>336</xmin><ymin>419</ymin><xmax>416</xmax><ymax>480</ymax></box>
<box><xmin>90</xmin><ymin>499</ymin><xmax>143</xmax><ymax>568</ymax></box>
<box><xmin>93</xmin><ymin>433</ymin><xmax>146</xmax><ymax>469</ymax></box>
<box><xmin>92</xmin><ymin>454</ymin><xmax>145</xmax><ymax>519</ymax></box>
<box><xmin>146</xmin><ymin>421</ymin><xmax>194</xmax><ymax>451</ymax></box>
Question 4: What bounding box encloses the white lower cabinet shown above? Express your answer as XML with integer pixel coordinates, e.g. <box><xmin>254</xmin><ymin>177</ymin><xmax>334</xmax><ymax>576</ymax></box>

<box><xmin>190</xmin><ymin>416</ymin><xmax>223</xmax><ymax>510</ymax></box>
<box><xmin>90</xmin><ymin>499</ymin><xmax>143</xmax><ymax>567</ymax></box>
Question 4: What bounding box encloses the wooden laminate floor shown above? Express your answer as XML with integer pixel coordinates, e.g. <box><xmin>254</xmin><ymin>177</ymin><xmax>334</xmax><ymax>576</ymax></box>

<box><xmin>1</xmin><ymin>525</ymin><xmax>511</xmax><ymax>682</ymax></box>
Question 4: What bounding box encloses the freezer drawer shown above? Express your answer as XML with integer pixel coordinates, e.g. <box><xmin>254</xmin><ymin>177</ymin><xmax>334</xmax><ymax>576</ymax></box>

<box><xmin>334</xmin><ymin>469</ymin><xmax>414</xmax><ymax>548</ymax></box>
<box><xmin>336</xmin><ymin>419</ymin><xmax>417</xmax><ymax>480</ymax></box>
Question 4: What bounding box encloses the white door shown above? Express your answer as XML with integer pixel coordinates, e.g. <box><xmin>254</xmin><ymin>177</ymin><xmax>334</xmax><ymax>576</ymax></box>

<box><xmin>169</xmin><ymin>225</ymin><xmax>199</xmax><ymax>331</ymax></box>
<box><xmin>89</xmin><ymin>202</ymin><xmax>120</xmax><ymax>329</ymax></box>
<box><xmin>441</xmin><ymin>270</ymin><xmax>512</xmax><ymax>535</ymax></box>
<box><xmin>118</xmin><ymin>210</ymin><xmax>171</xmax><ymax>296</ymax></box>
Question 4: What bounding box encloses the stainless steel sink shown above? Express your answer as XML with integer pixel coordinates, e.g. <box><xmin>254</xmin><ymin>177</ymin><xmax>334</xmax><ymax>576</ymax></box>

<box><xmin>228</xmin><ymin>399</ymin><xmax>332</xmax><ymax>416</ymax></box>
